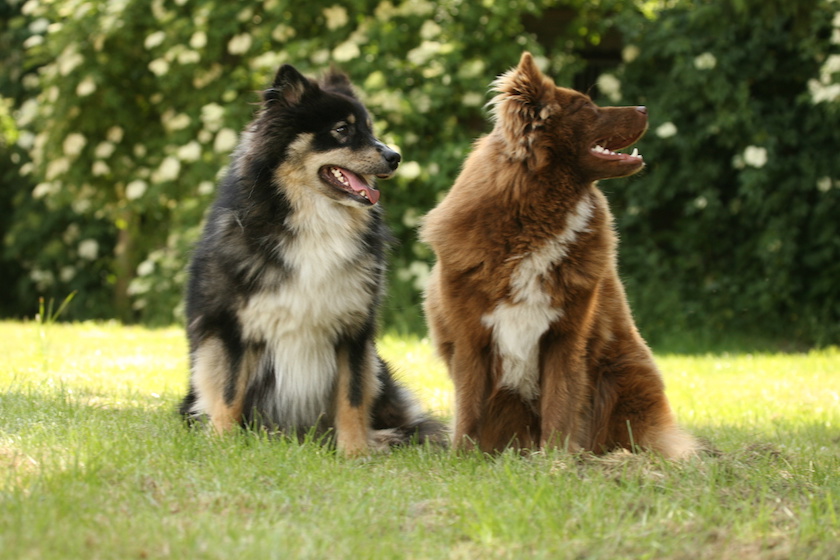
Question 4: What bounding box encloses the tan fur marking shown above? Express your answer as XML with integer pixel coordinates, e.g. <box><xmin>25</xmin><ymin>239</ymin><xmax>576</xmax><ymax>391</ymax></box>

<box><xmin>191</xmin><ymin>338</ymin><xmax>245</xmax><ymax>434</ymax></box>
<box><xmin>334</xmin><ymin>346</ymin><xmax>372</xmax><ymax>457</ymax></box>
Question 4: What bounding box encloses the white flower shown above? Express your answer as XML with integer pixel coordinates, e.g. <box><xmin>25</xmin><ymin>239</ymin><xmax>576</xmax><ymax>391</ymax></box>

<box><xmin>137</xmin><ymin>260</ymin><xmax>155</xmax><ymax>277</ymax></box>
<box><xmin>407</xmin><ymin>41</ymin><xmax>441</xmax><ymax>66</ymax></box>
<box><xmin>694</xmin><ymin>196</ymin><xmax>708</xmax><ymax>209</ymax></box>
<box><xmin>126</xmin><ymin>180</ymin><xmax>148</xmax><ymax>200</ymax></box>
<box><xmin>177</xmin><ymin>50</ymin><xmax>201</xmax><ymax>65</ymax></box>
<box><xmin>60</xmin><ymin>266</ymin><xmax>76</xmax><ymax>282</ymax></box>
<box><xmin>693</xmin><ymin>52</ymin><xmax>717</xmax><ymax>70</ymax></box>
<box><xmin>227</xmin><ymin>34</ymin><xmax>252</xmax><ymax>55</ymax></box>
<box><xmin>63</xmin><ymin>133</ymin><xmax>87</xmax><ymax>157</ymax></box>
<box><xmin>177</xmin><ymin>141</ymin><xmax>202</xmax><ymax>162</ymax></box>
<box><xmin>622</xmin><ymin>45</ymin><xmax>640</xmax><ymax>63</ymax></box>
<box><xmin>78</xmin><ymin>239</ymin><xmax>99</xmax><ymax>260</ymax></box>
<box><xmin>107</xmin><ymin>126</ymin><xmax>124</xmax><ymax>143</ymax></box>
<box><xmin>57</xmin><ymin>47</ymin><xmax>84</xmax><ymax>76</ymax></box>
<box><xmin>462</xmin><ymin>92</ymin><xmax>484</xmax><ymax>107</ymax></box>
<box><xmin>655</xmin><ymin>122</ymin><xmax>678</xmax><ymax>138</ymax></box>
<box><xmin>597</xmin><ymin>73</ymin><xmax>622</xmax><ymax>102</ymax></box>
<box><xmin>743</xmin><ymin>145</ymin><xmax>768</xmax><ymax>168</ymax></box>
<box><xmin>333</xmin><ymin>40</ymin><xmax>360</xmax><ymax>62</ymax></box>
<box><xmin>420</xmin><ymin>20</ymin><xmax>441</xmax><ymax>40</ymax></box>
<box><xmin>213</xmin><ymin>128</ymin><xmax>238</xmax><ymax>153</ymax></box>
<box><xmin>200</xmin><ymin>103</ymin><xmax>225</xmax><ymax>131</ymax></box>
<box><xmin>323</xmin><ymin>5</ymin><xmax>348</xmax><ymax>30</ymax></box>
<box><xmin>16</xmin><ymin>99</ymin><xmax>39</xmax><ymax>127</ymax></box>
<box><xmin>271</xmin><ymin>24</ymin><xmax>296</xmax><ymax>42</ymax></box>
<box><xmin>824</xmin><ymin>54</ymin><xmax>840</xmax><ymax>74</ymax></box>
<box><xmin>33</xmin><ymin>182</ymin><xmax>57</xmax><ymax>198</ymax></box>
<box><xmin>198</xmin><ymin>180</ymin><xmax>215</xmax><ymax>195</ymax></box>
<box><xmin>189</xmin><ymin>31</ymin><xmax>207</xmax><ymax>49</ymax></box>
<box><xmin>399</xmin><ymin>161</ymin><xmax>421</xmax><ymax>181</ymax></box>
<box><xmin>153</xmin><ymin>156</ymin><xmax>181</xmax><ymax>182</ymax></box>
<box><xmin>808</xmin><ymin>79</ymin><xmax>840</xmax><ymax>104</ymax></box>
<box><xmin>92</xmin><ymin>161</ymin><xmax>111</xmax><ymax>176</ymax></box>
<box><xmin>76</xmin><ymin>76</ymin><xmax>96</xmax><ymax>97</ymax></box>
<box><xmin>816</xmin><ymin>176</ymin><xmax>833</xmax><ymax>192</ymax></box>
<box><xmin>144</xmin><ymin>30</ymin><xmax>166</xmax><ymax>50</ymax></box>
<box><xmin>148</xmin><ymin>58</ymin><xmax>170</xmax><ymax>76</ymax></box>
<box><xmin>311</xmin><ymin>49</ymin><xmax>330</xmax><ymax>65</ymax></box>
<box><xmin>164</xmin><ymin>112</ymin><xmax>191</xmax><ymax>132</ymax></box>
<box><xmin>30</xmin><ymin>269</ymin><xmax>55</xmax><ymax>288</ymax></box>
<box><xmin>94</xmin><ymin>141</ymin><xmax>115</xmax><ymax>159</ymax></box>
<box><xmin>46</xmin><ymin>157</ymin><xmax>70</xmax><ymax>180</ymax></box>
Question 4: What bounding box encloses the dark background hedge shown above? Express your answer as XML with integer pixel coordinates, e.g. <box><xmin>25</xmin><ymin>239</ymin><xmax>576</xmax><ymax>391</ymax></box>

<box><xmin>1</xmin><ymin>0</ymin><xmax>838</xmax><ymax>350</ymax></box>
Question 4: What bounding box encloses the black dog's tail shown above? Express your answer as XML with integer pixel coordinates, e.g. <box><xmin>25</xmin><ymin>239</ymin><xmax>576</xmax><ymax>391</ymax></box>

<box><xmin>371</xmin><ymin>357</ymin><xmax>449</xmax><ymax>447</ymax></box>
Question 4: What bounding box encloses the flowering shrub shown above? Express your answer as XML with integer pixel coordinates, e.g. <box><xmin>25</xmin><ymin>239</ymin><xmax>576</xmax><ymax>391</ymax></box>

<box><xmin>608</xmin><ymin>0</ymin><xmax>840</xmax><ymax>346</ymax></box>
<box><xmin>5</xmin><ymin>0</ymin><xmax>572</xmax><ymax>325</ymax></box>
<box><xmin>2</xmin><ymin>0</ymin><xmax>838</xmax><ymax>346</ymax></box>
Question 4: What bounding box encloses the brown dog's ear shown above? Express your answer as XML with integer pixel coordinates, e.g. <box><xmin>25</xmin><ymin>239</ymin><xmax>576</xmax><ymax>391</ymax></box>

<box><xmin>489</xmin><ymin>52</ymin><xmax>556</xmax><ymax>161</ymax></box>
<box><xmin>264</xmin><ymin>64</ymin><xmax>317</xmax><ymax>106</ymax></box>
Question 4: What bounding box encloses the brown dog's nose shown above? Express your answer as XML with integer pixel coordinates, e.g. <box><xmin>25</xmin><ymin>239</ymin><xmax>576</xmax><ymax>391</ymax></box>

<box><xmin>636</xmin><ymin>106</ymin><xmax>648</xmax><ymax>115</ymax></box>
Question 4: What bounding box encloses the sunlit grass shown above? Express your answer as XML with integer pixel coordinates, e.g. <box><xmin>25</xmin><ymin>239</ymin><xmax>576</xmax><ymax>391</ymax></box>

<box><xmin>1</xmin><ymin>321</ymin><xmax>838</xmax><ymax>559</ymax></box>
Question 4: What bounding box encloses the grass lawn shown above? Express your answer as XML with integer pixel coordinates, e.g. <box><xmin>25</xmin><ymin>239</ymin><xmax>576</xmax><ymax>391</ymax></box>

<box><xmin>1</xmin><ymin>320</ymin><xmax>838</xmax><ymax>559</ymax></box>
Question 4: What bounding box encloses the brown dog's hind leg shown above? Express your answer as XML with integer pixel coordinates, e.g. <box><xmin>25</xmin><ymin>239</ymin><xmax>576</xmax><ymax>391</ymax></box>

<box><xmin>450</xmin><ymin>344</ymin><xmax>492</xmax><ymax>452</ymax></box>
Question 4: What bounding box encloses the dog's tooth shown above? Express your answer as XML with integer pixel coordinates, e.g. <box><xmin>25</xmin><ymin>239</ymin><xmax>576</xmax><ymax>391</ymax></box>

<box><xmin>631</xmin><ymin>147</ymin><xmax>639</xmax><ymax>158</ymax></box>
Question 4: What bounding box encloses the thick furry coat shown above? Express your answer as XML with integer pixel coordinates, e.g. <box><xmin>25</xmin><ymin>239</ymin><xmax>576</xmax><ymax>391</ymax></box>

<box><xmin>421</xmin><ymin>52</ymin><xmax>699</xmax><ymax>458</ymax></box>
<box><xmin>180</xmin><ymin>64</ymin><xmax>444</xmax><ymax>455</ymax></box>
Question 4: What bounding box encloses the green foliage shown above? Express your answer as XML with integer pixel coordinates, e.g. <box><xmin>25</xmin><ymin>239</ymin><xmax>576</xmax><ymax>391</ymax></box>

<box><xmin>2</xmin><ymin>0</ymin><xmax>838</xmax><ymax>347</ymax></box>
<box><xmin>605</xmin><ymin>0</ymin><xmax>840</xmax><ymax>347</ymax></box>
<box><xmin>3</xmin><ymin>0</ymin><xmax>570</xmax><ymax>326</ymax></box>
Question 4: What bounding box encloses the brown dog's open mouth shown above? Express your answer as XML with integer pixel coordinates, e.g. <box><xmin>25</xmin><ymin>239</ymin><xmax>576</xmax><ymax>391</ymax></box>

<box><xmin>589</xmin><ymin>132</ymin><xmax>645</xmax><ymax>163</ymax></box>
<box><xmin>319</xmin><ymin>166</ymin><xmax>380</xmax><ymax>205</ymax></box>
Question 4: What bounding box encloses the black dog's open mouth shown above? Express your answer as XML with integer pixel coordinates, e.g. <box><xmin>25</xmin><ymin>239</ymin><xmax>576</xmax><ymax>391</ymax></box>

<box><xmin>589</xmin><ymin>131</ymin><xmax>645</xmax><ymax>163</ymax></box>
<box><xmin>319</xmin><ymin>166</ymin><xmax>380</xmax><ymax>205</ymax></box>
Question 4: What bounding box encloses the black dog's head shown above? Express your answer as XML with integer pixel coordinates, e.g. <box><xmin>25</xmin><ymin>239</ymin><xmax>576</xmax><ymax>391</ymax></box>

<box><xmin>254</xmin><ymin>64</ymin><xmax>400</xmax><ymax>207</ymax></box>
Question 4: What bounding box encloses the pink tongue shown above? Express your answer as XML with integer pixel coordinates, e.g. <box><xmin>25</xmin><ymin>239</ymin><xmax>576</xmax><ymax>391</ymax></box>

<box><xmin>342</xmin><ymin>169</ymin><xmax>380</xmax><ymax>204</ymax></box>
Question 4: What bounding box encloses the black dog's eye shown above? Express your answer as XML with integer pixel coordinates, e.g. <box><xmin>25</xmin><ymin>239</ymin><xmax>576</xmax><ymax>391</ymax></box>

<box><xmin>334</xmin><ymin>125</ymin><xmax>349</xmax><ymax>135</ymax></box>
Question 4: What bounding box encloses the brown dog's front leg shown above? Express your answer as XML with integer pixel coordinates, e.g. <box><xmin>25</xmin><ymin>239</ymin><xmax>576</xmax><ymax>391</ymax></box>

<box><xmin>538</xmin><ymin>338</ymin><xmax>588</xmax><ymax>453</ymax></box>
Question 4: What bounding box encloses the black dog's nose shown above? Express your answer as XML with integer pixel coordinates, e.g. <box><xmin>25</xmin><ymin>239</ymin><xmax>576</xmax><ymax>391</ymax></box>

<box><xmin>378</xmin><ymin>144</ymin><xmax>401</xmax><ymax>170</ymax></box>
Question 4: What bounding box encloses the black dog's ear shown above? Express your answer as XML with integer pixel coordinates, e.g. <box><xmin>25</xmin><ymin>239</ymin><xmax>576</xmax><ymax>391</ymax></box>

<box><xmin>319</xmin><ymin>66</ymin><xmax>356</xmax><ymax>98</ymax></box>
<box><xmin>264</xmin><ymin>64</ymin><xmax>316</xmax><ymax>106</ymax></box>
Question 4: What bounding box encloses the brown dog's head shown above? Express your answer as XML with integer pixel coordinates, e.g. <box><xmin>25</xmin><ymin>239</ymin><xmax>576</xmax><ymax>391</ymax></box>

<box><xmin>490</xmin><ymin>52</ymin><xmax>647</xmax><ymax>181</ymax></box>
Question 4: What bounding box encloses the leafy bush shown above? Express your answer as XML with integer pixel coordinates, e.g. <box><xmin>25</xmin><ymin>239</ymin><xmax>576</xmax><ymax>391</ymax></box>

<box><xmin>3</xmin><ymin>0</ymin><xmax>838</xmax><ymax>347</ymax></box>
<box><xmin>6</xmin><ymin>0</ymin><xmax>575</xmax><ymax>326</ymax></box>
<box><xmin>607</xmin><ymin>0</ymin><xmax>840</xmax><ymax>347</ymax></box>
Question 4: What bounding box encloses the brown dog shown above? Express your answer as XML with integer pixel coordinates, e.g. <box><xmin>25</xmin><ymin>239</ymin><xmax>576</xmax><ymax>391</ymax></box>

<box><xmin>421</xmin><ymin>52</ymin><xmax>699</xmax><ymax>458</ymax></box>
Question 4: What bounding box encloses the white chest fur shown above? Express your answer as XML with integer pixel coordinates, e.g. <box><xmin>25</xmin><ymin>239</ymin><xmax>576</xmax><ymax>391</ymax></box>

<box><xmin>237</xmin><ymin>194</ymin><xmax>378</xmax><ymax>427</ymax></box>
<box><xmin>482</xmin><ymin>194</ymin><xmax>594</xmax><ymax>401</ymax></box>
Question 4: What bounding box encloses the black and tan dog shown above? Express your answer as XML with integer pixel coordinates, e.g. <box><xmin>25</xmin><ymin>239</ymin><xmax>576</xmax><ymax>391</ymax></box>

<box><xmin>422</xmin><ymin>53</ymin><xmax>699</xmax><ymax>458</ymax></box>
<box><xmin>180</xmin><ymin>64</ymin><xmax>445</xmax><ymax>456</ymax></box>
